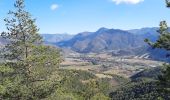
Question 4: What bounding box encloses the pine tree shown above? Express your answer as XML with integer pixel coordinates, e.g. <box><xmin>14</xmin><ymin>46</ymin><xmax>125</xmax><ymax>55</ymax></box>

<box><xmin>1</xmin><ymin>0</ymin><xmax>42</xmax><ymax>61</ymax></box>
<box><xmin>145</xmin><ymin>1</ymin><xmax>170</xmax><ymax>96</ymax></box>
<box><xmin>166</xmin><ymin>0</ymin><xmax>170</xmax><ymax>7</ymax></box>
<box><xmin>0</xmin><ymin>0</ymin><xmax>61</xmax><ymax>99</ymax></box>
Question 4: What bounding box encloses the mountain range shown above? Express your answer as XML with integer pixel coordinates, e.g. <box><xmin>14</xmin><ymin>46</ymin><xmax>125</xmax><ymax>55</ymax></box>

<box><xmin>48</xmin><ymin>27</ymin><xmax>168</xmax><ymax>61</ymax></box>
<box><xmin>0</xmin><ymin>27</ymin><xmax>168</xmax><ymax>61</ymax></box>
<box><xmin>56</xmin><ymin>27</ymin><xmax>159</xmax><ymax>53</ymax></box>
<box><xmin>41</xmin><ymin>33</ymin><xmax>74</xmax><ymax>45</ymax></box>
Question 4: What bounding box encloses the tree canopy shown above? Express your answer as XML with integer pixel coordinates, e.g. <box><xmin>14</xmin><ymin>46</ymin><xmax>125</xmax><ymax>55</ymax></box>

<box><xmin>0</xmin><ymin>0</ymin><xmax>61</xmax><ymax>99</ymax></box>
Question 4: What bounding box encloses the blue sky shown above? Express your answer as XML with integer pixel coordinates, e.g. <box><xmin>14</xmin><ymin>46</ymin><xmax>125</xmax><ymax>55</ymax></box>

<box><xmin>0</xmin><ymin>0</ymin><xmax>170</xmax><ymax>34</ymax></box>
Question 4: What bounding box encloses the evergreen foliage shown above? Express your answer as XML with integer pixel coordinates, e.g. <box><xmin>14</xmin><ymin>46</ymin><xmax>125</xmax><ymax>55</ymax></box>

<box><xmin>0</xmin><ymin>0</ymin><xmax>61</xmax><ymax>99</ymax></box>
<box><xmin>145</xmin><ymin>19</ymin><xmax>170</xmax><ymax>96</ymax></box>
<box><xmin>144</xmin><ymin>1</ymin><xmax>170</xmax><ymax>98</ymax></box>
<box><xmin>0</xmin><ymin>0</ymin><xmax>170</xmax><ymax>100</ymax></box>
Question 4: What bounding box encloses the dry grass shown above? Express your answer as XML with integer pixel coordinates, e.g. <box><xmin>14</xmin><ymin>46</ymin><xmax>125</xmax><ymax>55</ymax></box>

<box><xmin>103</xmin><ymin>69</ymin><xmax>133</xmax><ymax>78</ymax></box>
<box><xmin>95</xmin><ymin>73</ymin><xmax>112</xmax><ymax>78</ymax></box>
<box><xmin>61</xmin><ymin>53</ymin><xmax>162</xmax><ymax>78</ymax></box>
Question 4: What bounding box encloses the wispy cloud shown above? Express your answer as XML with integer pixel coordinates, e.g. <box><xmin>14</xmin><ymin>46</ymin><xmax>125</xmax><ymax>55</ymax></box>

<box><xmin>50</xmin><ymin>4</ymin><xmax>59</xmax><ymax>11</ymax></box>
<box><xmin>112</xmin><ymin>0</ymin><xmax>144</xmax><ymax>5</ymax></box>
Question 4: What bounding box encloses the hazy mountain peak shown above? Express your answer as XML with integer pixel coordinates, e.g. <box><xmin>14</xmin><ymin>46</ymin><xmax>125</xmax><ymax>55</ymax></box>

<box><xmin>128</xmin><ymin>27</ymin><xmax>159</xmax><ymax>35</ymax></box>
<box><xmin>96</xmin><ymin>27</ymin><xmax>109</xmax><ymax>33</ymax></box>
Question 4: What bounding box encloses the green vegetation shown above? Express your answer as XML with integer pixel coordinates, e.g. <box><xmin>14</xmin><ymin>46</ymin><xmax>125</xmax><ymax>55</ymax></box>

<box><xmin>0</xmin><ymin>0</ymin><xmax>115</xmax><ymax>99</ymax></box>
<box><xmin>110</xmin><ymin>80</ymin><xmax>169</xmax><ymax>100</ymax></box>
<box><xmin>46</xmin><ymin>69</ymin><xmax>112</xmax><ymax>100</ymax></box>
<box><xmin>0</xmin><ymin>0</ymin><xmax>61</xmax><ymax>99</ymax></box>
<box><xmin>145</xmin><ymin>1</ymin><xmax>170</xmax><ymax>97</ymax></box>
<box><xmin>110</xmin><ymin>1</ymin><xmax>170</xmax><ymax>100</ymax></box>
<box><xmin>0</xmin><ymin>0</ymin><xmax>170</xmax><ymax>100</ymax></box>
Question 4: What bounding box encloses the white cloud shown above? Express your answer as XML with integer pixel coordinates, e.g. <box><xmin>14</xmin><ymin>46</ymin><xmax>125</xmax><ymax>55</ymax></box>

<box><xmin>112</xmin><ymin>0</ymin><xmax>144</xmax><ymax>5</ymax></box>
<box><xmin>50</xmin><ymin>4</ymin><xmax>59</xmax><ymax>11</ymax></box>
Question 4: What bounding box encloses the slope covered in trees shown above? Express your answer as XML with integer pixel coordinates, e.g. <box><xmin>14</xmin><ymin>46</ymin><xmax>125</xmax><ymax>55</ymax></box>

<box><xmin>0</xmin><ymin>0</ymin><xmax>61</xmax><ymax>99</ymax></box>
<box><xmin>0</xmin><ymin>0</ymin><xmax>170</xmax><ymax>100</ymax></box>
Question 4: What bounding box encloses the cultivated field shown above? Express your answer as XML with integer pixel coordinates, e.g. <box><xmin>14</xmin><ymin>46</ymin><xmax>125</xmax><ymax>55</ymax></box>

<box><xmin>60</xmin><ymin>53</ymin><xmax>163</xmax><ymax>78</ymax></box>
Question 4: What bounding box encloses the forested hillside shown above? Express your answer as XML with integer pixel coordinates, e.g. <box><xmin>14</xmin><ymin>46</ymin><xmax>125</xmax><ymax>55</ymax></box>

<box><xmin>0</xmin><ymin>0</ymin><xmax>170</xmax><ymax>100</ymax></box>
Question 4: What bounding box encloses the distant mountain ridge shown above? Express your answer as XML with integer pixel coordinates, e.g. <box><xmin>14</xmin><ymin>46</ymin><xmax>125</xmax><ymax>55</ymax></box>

<box><xmin>0</xmin><ymin>27</ymin><xmax>168</xmax><ymax>61</ymax></box>
<box><xmin>41</xmin><ymin>33</ymin><xmax>73</xmax><ymax>45</ymax></box>
<box><xmin>53</xmin><ymin>27</ymin><xmax>170</xmax><ymax>61</ymax></box>
<box><xmin>57</xmin><ymin>27</ymin><xmax>159</xmax><ymax>53</ymax></box>
<box><xmin>0</xmin><ymin>27</ymin><xmax>160</xmax><ymax>53</ymax></box>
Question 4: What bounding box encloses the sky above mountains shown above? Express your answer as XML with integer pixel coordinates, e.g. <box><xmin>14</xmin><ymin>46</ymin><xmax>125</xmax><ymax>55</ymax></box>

<box><xmin>0</xmin><ymin>0</ymin><xmax>170</xmax><ymax>34</ymax></box>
